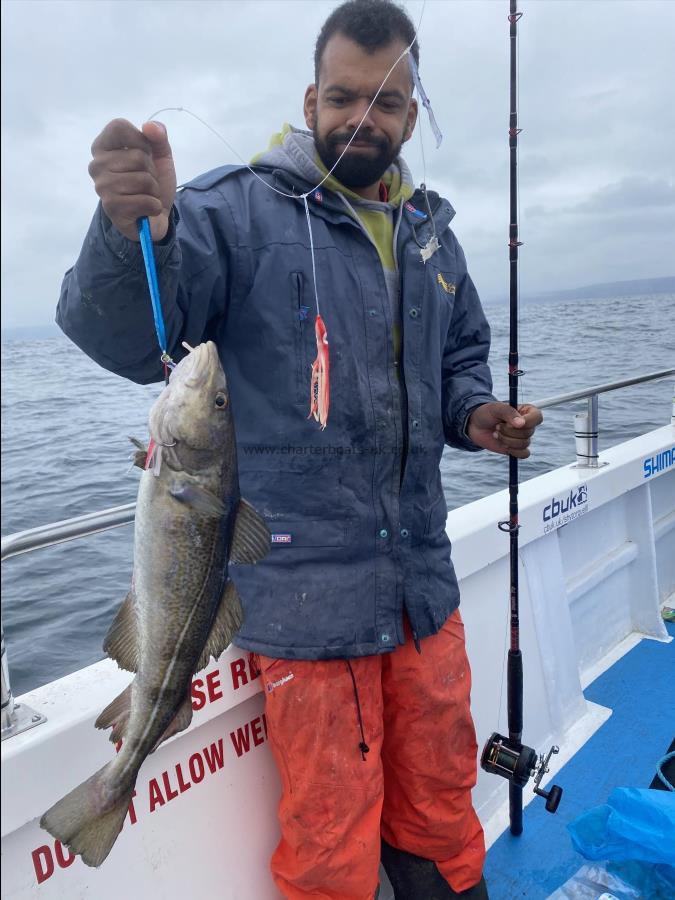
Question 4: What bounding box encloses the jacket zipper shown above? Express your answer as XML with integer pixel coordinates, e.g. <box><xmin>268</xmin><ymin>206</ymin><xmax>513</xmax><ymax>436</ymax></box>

<box><xmin>292</xmin><ymin>271</ymin><xmax>308</xmax><ymax>403</ymax></box>
<box><xmin>397</xmin><ymin>197</ymin><xmax>444</xmax><ymax>654</ymax></box>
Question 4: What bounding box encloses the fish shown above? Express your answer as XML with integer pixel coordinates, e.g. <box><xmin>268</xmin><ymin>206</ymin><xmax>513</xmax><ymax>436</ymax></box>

<box><xmin>40</xmin><ymin>341</ymin><xmax>270</xmax><ymax>867</ymax></box>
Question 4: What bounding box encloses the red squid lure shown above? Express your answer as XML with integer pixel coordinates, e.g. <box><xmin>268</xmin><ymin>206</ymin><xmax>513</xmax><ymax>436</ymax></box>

<box><xmin>308</xmin><ymin>314</ymin><xmax>329</xmax><ymax>429</ymax></box>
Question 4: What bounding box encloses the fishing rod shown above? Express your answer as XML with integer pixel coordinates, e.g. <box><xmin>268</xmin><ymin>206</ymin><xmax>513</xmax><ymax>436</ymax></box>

<box><xmin>480</xmin><ymin>0</ymin><xmax>562</xmax><ymax>835</ymax></box>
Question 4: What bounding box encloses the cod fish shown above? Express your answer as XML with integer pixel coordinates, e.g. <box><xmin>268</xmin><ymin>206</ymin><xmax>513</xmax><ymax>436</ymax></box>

<box><xmin>40</xmin><ymin>341</ymin><xmax>270</xmax><ymax>867</ymax></box>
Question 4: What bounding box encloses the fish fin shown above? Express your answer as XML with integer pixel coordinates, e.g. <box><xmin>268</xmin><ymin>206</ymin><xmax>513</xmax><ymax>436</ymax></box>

<box><xmin>150</xmin><ymin>693</ymin><xmax>194</xmax><ymax>753</ymax></box>
<box><xmin>128</xmin><ymin>436</ymin><xmax>148</xmax><ymax>469</ymax></box>
<box><xmin>102</xmin><ymin>591</ymin><xmax>139</xmax><ymax>672</ymax></box>
<box><xmin>109</xmin><ymin>719</ymin><xmax>129</xmax><ymax>746</ymax></box>
<box><xmin>95</xmin><ymin>683</ymin><xmax>133</xmax><ymax>742</ymax></box>
<box><xmin>195</xmin><ymin>580</ymin><xmax>244</xmax><ymax>672</ymax></box>
<box><xmin>230</xmin><ymin>499</ymin><xmax>271</xmax><ymax>564</ymax></box>
<box><xmin>40</xmin><ymin>762</ymin><xmax>134</xmax><ymax>868</ymax></box>
<box><xmin>170</xmin><ymin>485</ymin><xmax>227</xmax><ymax>517</ymax></box>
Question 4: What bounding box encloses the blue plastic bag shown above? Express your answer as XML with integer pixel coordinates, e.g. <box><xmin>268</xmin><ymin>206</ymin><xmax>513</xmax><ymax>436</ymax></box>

<box><xmin>568</xmin><ymin>787</ymin><xmax>675</xmax><ymax>864</ymax></box>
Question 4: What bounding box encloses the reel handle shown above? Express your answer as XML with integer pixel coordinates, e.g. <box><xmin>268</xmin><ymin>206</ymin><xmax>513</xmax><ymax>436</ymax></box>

<box><xmin>535</xmin><ymin>783</ymin><xmax>563</xmax><ymax>813</ymax></box>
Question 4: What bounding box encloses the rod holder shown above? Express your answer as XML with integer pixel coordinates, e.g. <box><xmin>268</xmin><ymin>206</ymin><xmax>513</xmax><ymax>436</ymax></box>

<box><xmin>1</xmin><ymin>620</ymin><xmax>15</xmax><ymax>730</ymax></box>
<box><xmin>575</xmin><ymin>395</ymin><xmax>599</xmax><ymax>468</ymax></box>
<box><xmin>1</xmin><ymin>619</ymin><xmax>46</xmax><ymax>741</ymax></box>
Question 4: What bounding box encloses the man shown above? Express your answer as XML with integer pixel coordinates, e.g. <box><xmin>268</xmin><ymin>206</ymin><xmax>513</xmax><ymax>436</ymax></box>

<box><xmin>57</xmin><ymin>1</ymin><xmax>542</xmax><ymax>897</ymax></box>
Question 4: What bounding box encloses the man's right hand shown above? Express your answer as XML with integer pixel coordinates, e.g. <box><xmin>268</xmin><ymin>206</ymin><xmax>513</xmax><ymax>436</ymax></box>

<box><xmin>89</xmin><ymin>119</ymin><xmax>177</xmax><ymax>242</ymax></box>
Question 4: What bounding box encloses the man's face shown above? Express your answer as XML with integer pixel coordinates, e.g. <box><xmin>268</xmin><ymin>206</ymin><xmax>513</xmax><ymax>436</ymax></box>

<box><xmin>304</xmin><ymin>33</ymin><xmax>418</xmax><ymax>190</ymax></box>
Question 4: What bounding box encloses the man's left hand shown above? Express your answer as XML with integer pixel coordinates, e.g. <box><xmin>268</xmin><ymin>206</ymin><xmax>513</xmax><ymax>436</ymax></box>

<box><xmin>466</xmin><ymin>402</ymin><xmax>543</xmax><ymax>459</ymax></box>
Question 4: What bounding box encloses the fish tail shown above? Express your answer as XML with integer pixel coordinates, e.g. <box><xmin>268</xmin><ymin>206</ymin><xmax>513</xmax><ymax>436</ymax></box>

<box><xmin>40</xmin><ymin>762</ymin><xmax>135</xmax><ymax>868</ymax></box>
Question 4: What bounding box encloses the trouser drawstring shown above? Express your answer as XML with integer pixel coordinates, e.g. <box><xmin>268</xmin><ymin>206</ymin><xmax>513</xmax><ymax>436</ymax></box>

<box><xmin>346</xmin><ymin>660</ymin><xmax>370</xmax><ymax>761</ymax></box>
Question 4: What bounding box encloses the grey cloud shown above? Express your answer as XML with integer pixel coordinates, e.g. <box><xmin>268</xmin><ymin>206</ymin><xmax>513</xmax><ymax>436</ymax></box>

<box><xmin>2</xmin><ymin>0</ymin><xmax>675</xmax><ymax>326</ymax></box>
<box><xmin>574</xmin><ymin>176</ymin><xmax>675</xmax><ymax>213</ymax></box>
<box><xmin>526</xmin><ymin>176</ymin><xmax>675</xmax><ymax>219</ymax></box>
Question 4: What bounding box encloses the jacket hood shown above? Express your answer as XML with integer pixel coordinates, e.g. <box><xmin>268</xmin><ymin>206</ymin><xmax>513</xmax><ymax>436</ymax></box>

<box><xmin>251</xmin><ymin>124</ymin><xmax>414</xmax><ymax>210</ymax></box>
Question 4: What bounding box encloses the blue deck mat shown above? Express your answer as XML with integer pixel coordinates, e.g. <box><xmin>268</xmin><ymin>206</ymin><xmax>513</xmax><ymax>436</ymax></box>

<box><xmin>483</xmin><ymin>620</ymin><xmax>675</xmax><ymax>899</ymax></box>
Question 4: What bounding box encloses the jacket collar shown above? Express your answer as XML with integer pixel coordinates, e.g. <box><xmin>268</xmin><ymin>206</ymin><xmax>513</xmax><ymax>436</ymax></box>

<box><xmin>268</xmin><ymin>167</ymin><xmax>456</xmax><ymax>239</ymax></box>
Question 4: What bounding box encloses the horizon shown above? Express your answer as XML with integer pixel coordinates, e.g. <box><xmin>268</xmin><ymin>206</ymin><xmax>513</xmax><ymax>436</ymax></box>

<box><xmin>3</xmin><ymin>274</ymin><xmax>674</xmax><ymax>337</ymax></box>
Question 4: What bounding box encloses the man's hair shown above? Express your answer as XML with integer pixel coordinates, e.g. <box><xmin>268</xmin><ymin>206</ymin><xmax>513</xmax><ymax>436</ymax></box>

<box><xmin>314</xmin><ymin>0</ymin><xmax>419</xmax><ymax>84</ymax></box>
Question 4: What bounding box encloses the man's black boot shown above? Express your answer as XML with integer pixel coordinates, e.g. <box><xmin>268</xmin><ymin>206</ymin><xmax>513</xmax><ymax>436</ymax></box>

<box><xmin>380</xmin><ymin>839</ymin><xmax>489</xmax><ymax>900</ymax></box>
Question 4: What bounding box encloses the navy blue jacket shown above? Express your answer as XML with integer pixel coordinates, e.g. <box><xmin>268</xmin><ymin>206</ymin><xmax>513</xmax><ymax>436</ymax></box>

<box><xmin>56</xmin><ymin>164</ymin><xmax>496</xmax><ymax>659</ymax></box>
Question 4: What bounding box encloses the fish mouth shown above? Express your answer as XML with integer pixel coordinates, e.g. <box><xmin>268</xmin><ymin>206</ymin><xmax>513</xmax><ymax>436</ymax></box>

<box><xmin>175</xmin><ymin>341</ymin><xmax>219</xmax><ymax>389</ymax></box>
<box><xmin>148</xmin><ymin>342</ymin><xmax>224</xmax><ymax>448</ymax></box>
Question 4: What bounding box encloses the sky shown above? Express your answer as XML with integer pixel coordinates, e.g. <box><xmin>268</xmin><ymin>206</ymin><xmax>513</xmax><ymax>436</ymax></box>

<box><xmin>1</xmin><ymin>0</ymin><xmax>674</xmax><ymax>328</ymax></box>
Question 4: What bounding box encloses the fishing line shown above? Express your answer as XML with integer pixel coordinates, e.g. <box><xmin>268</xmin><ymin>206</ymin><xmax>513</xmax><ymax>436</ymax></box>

<box><xmin>655</xmin><ymin>751</ymin><xmax>675</xmax><ymax>791</ymax></box>
<box><xmin>141</xmin><ymin>0</ymin><xmax>435</xmax><ymax>428</ymax></box>
<box><xmin>418</xmin><ymin>110</ymin><xmax>428</xmax><ymax>185</ymax></box>
<box><xmin>147</xmin><ymin>1</ymin><xmax>428</xmax><ymax>205</ymax></box>
<box><xmin>302</xmin><ymin>195</ymin><xmax>321</xmax><ymax>318</ymax></box>
<box><xmin>416</xmin><ymin>96</ymin><xmax>440</xmax><ymax>252</ymax></box>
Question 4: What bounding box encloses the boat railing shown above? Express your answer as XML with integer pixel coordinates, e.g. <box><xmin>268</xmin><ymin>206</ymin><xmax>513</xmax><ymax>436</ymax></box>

<box><xmin>532</xmin><ymin>369</ymin><xmax>674</xmax><ymax>469</ymax></box>
<box><xmin>2</xmin><ymin>367</ymin><xmax>674</xmax><ymax>740</ymax></box>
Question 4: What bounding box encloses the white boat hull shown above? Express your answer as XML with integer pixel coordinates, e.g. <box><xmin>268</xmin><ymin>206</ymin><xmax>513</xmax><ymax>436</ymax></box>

<box><xmin>2</xmin><ymin>426</ymin><xmax>673</xmax><ymax>898</ymax></box>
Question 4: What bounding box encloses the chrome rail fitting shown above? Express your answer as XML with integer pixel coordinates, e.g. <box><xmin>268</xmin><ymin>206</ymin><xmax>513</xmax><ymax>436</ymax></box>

<box><xmin>574</xmin><ymin>395</ymin><xmax>601</xmax><ymax>469</ymax></box>
<box><xmin>1</xmin><ymin>621</ymin><xmax>46</xmax><ymax>740</ymax></box>
<box><xmin>1</xmin><ymin>368</ymin><xmax>674</xmax><ymax>740</ymax></box>
<box><xmin>531</xmin><ymin>368</ymin><xmax>675</xmax><ymax>470</ymax></box>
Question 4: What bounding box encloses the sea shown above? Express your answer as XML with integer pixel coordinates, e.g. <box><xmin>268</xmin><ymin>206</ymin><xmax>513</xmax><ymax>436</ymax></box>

<box><xmin>2</xmin><ymin>291</ymin><xmax>674</xmax><ymax>696</ymax></box>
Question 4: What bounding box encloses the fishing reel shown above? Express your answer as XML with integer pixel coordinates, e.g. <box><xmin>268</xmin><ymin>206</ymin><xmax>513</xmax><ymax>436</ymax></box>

<box><xmin>481</xmin><ymin>733</ymin><xmax>563</xmax><ymax>813</ymax></box>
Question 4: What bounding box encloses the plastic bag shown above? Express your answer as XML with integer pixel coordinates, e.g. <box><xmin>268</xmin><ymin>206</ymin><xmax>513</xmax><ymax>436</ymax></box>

<box><xmin>567</xmin><ymin>787</ymin><xmax>675</xmax><ymax>865</ymax></box>
<box><xmin>548</xmin><ymin>862</ymin><xmax>642</xmax><ymax>899</ymax></box>
<box><xmin>549</xmin><ymin>861</ymin><xmax>675</xmax><ymax>899</ymax></box>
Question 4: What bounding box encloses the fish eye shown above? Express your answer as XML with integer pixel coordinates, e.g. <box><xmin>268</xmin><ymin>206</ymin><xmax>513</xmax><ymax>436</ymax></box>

<box><xmin>214</xmin><ymin>392</ymin><xmax>228</xmax><ymax>409</ymax></box>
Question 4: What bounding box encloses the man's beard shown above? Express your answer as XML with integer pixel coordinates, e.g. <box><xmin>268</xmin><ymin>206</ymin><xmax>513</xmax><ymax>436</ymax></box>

<box><xmin>313</xmin><ymin>126</ymin><xmax>403</xmax><ymax>189</ymax></box>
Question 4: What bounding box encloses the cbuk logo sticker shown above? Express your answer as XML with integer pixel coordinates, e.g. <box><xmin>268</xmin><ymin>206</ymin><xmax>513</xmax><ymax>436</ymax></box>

<box><xmin>543</xmin><ymin>484</ymin><xmax>589</xmax><ymax>534</ymax></box>
<box><xmin>643</xmin><ymin>446</ymin><xmax>675</xmax><ymax>479</ymax></box>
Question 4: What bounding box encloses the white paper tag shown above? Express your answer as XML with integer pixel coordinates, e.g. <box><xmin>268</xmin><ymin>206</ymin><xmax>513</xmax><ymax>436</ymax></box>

<box><xmin>420</xmin><ymin>235</ymin><xmax>441</xmax><ymax>263</ymax></box>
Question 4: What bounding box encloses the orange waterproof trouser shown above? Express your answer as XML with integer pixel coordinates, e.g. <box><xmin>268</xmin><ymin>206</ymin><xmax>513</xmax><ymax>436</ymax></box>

<box><xmin>256</xmin><ymin>610</ymin><xmax>485</xmax><ymax>900</ymax></box>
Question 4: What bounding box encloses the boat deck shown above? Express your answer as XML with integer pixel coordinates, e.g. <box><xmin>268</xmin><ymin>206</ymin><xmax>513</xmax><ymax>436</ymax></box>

<box><xmin>484</xmin><ymin>617</ymin><xmax>675</xmax><ymax>898</ymax></box>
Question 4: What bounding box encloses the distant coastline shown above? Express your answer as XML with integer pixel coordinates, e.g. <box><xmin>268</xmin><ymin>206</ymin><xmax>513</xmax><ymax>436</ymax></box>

<box><xmin>488</xmin><ymin>275</ymin><xmax>675</xmax><ymax>307</ymax></box>
<box><xmin>529</xmin><ymin>275</ymin><xmax>675</xmax><ymax>303</ymax></box>
<box><xmin>3</xmin><ymin>276</ymin><xmax>674</xmax><ymax>338</ymax></box>
<box><xmin>1</xmin><ymin>323</ymin><xmax>62</xmax><ymax>342</ymax></box>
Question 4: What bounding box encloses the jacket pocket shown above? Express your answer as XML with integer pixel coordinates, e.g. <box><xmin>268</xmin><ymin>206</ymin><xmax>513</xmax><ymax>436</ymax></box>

<box><xmin>239</xmin><ymin>464</ymin><xmax>348</xmax><ymax>518</ymax></box>
<box><xmin>291</xmin><ymin>271</ymin><xmax>311</xmax><ymax>404</ymax></box>
<box><xmin>424</xmin><ymin>493</ymin><xmax>449</xmax><ymax>542</ymax></box>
